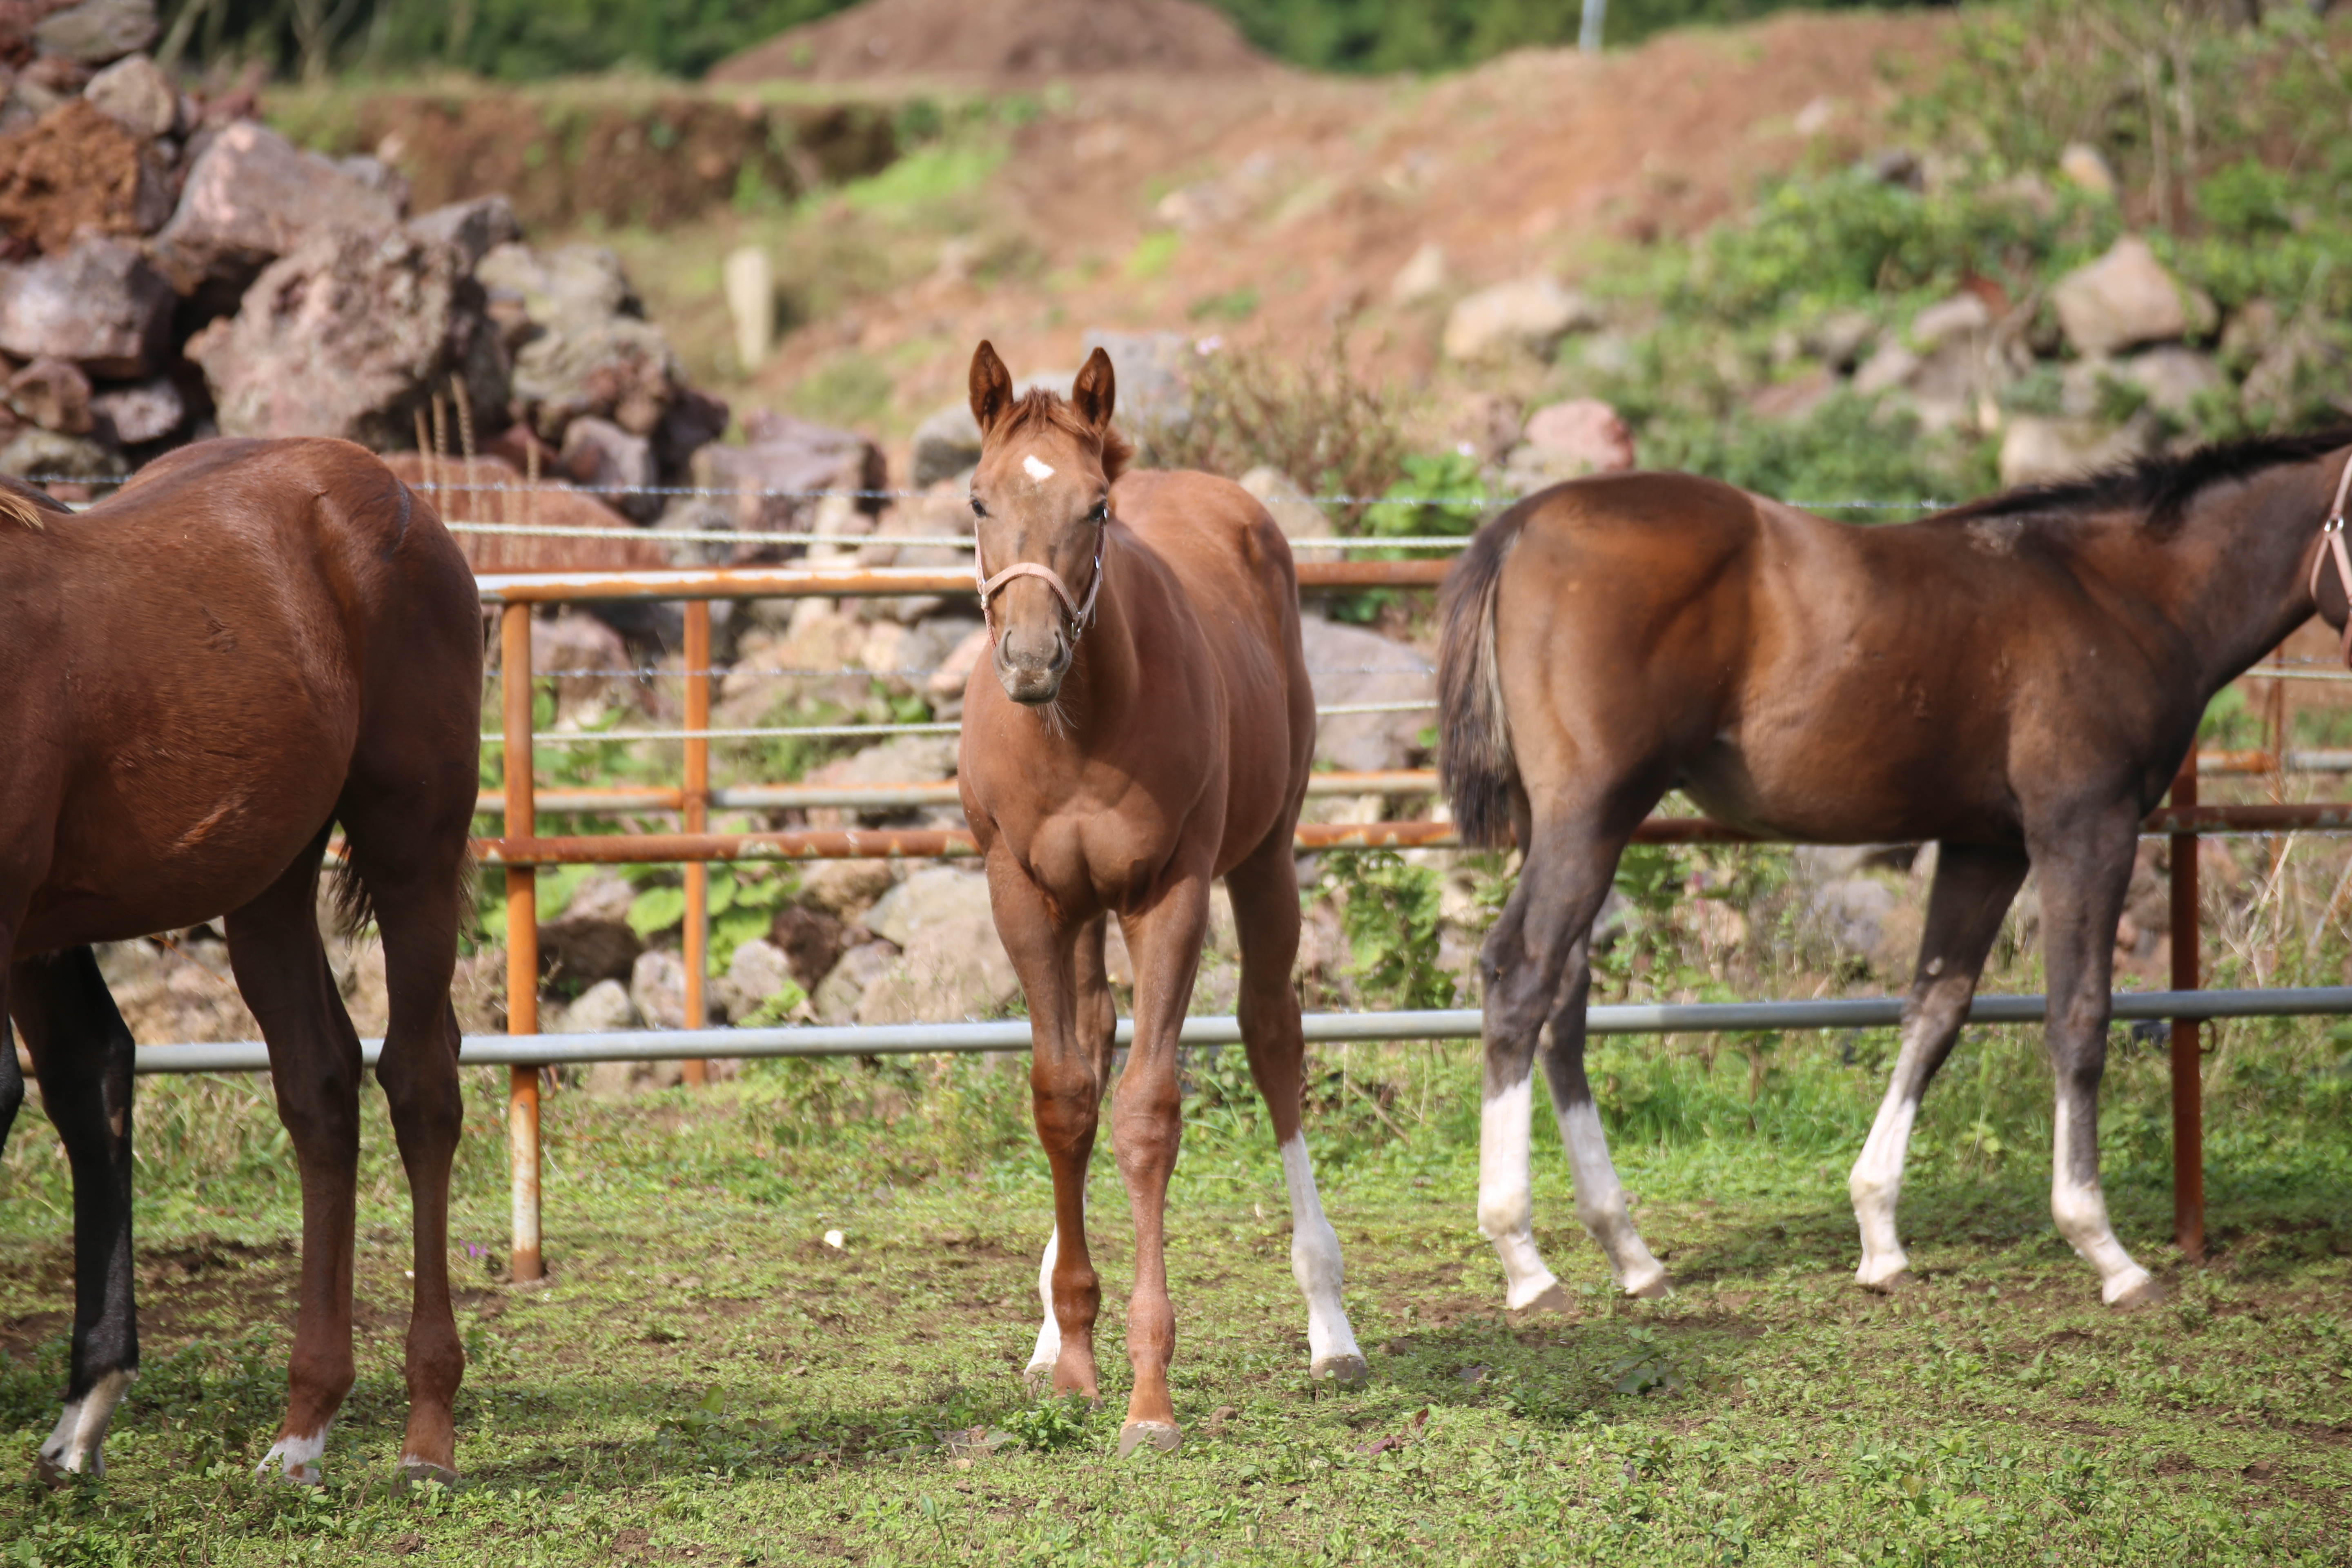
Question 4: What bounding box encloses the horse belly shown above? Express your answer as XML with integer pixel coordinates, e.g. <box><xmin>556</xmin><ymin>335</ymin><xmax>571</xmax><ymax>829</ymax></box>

<box><xmin>1679</xmin><ymin>732</ymin><xmax>2016</xmax><ymax>847</ymax></box>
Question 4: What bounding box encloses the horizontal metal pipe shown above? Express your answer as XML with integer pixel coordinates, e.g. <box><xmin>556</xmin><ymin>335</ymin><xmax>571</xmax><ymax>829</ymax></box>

<box><xmin>129</xmin><ymin>986</ymin><xmax>2352</xmax><ymax>1074</ymax></box>
<box><xmin>470</xmin><ymin>771</ymin><xmax>1443</xmax><ymax>817</ymax></box>
<box><xmin>476</xmin><ymin>559</ymin><xmax>1449</xmax><ymax>604</ymax></box>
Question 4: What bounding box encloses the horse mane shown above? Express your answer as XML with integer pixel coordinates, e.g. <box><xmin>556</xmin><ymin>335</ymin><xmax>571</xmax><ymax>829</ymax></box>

<box><xmin>1938</xmin><ymin>424</ymin><xmax>2352</xmax><ymax>535</ymax></box>
<box><xmin>0</xmin><ymin>471</ymin><xmax>72</xmax><ymax>530</ymax></box>
<box><xmin>993</xmin><ymin>387</ymin><xmax>1133</xmax><ymax>482</ymax></box>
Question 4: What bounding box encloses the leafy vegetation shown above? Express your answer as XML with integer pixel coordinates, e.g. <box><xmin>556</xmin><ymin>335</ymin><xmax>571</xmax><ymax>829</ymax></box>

<box><xmin>166</xmin><ymin>0</ymin><xmax>1933</xmax><ymax>82</ymax></box>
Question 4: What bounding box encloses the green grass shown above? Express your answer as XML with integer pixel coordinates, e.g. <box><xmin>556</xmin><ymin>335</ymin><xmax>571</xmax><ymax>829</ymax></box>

<box><xmin>2</xmin><ymin>1021</ymin><xmax>2347</xmax><ymax>1564</ymax></box>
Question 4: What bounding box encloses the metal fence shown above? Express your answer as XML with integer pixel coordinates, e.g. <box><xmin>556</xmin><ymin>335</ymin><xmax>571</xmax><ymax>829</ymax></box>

<box><xmin>81</xmin><ymin>472</ymin><xmax>2352</xmax><ymax>1281</ymax></box>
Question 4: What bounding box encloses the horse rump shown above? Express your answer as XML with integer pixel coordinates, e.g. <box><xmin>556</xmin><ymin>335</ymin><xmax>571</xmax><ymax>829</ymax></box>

<box><xmin>1438</xmin><ymin>508</ymin><xmax>1532</xmax><ymax>850</ymax></box>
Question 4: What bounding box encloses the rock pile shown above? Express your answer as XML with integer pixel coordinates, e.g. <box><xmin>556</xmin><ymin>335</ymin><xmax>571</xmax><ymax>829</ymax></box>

<box><xmin>0</xmin><ymin>35</ymin><xmax>826</xmax><ymax>557</ymax></box>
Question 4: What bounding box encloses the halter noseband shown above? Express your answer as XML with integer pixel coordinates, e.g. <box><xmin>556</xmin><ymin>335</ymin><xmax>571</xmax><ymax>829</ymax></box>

<box><xmin>2308</xmin><ymin>452</ymin><xmax>2352</xmax><ymax>667</ymax></box>
<box><xmin>974</xmin><ymin>532</ymin><xmax>1104</xmax><ymax>648</ymax></box>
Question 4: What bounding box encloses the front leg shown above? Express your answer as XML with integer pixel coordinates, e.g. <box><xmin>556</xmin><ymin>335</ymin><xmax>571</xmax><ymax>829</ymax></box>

<box><xmin>2030</xmin><ymin>812</ymin><xmax>2163</xmax><ymax>1308</ymax></box>
<box><xmin>986</xmin><ymin>857</ymin><xmax>1105</xmax><ymax>1399</ymax></box>
<box><xmin>1023</xmin><ymin>917</ymin><xmax>1115</xmax><ymax>1386</ymax></box>
<box><xmin>13</xmin><ymin>949</ymin><xmax>140</xmax><ymax>1483</ymax></box>
<box><xmin>1111</xmin><ymin>869</ymin><xmax>1210</xmax><ymax>1457</ymax></box>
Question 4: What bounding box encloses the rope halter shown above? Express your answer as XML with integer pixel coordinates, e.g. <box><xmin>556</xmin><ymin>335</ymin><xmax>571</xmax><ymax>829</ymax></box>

<box><xmin>974</xmin><ymin>530</ymin><xmax>1104</xmax><ymax>649</ymax></box>
<box><xmin>2308</xmin><ymin>451</ymin><xmax>2352</xmax><ymax>667</ymax></box>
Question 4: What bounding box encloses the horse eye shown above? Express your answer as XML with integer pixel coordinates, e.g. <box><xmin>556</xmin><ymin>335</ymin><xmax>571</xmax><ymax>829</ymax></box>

<box><xmin>1088</xmin><ymin>500</ymin><xmax>1108</xmax><ymax>523</ymax></box>
<box><xmin>969</xmin><ymin>497</ymin><xmax>986</xmax><ymax>519</ymax></box>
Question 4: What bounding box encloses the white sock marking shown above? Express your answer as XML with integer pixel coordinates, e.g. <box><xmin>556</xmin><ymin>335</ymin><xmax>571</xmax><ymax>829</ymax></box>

<box><xmin>1022</xmin><ymin>454</ymin><xmax>1055</xmax><ymax>482</ymax></box>
<box><xmin>1024</xmin><ymin>1225</ymin><xmax>1062</xmax><ymax>1379</ymax></box>
<box><xmin>2051</xmin><ymin>1098</ymin><xmax>2153</xmax><ymax>1303</ymax></box>
<box><xmin>1851</xmin><ymin>1082</ymin><xmax>1919</xmax><ymax>1286</ymax></box>
<box><xmin>258</xmin><ymin>1428</ymin><xmax>328</xmax><ymax>1485</ymax></box>
<box><xmin>39</xmin><ymin>1368</ymin><xmax>132</xmax><ymax>1477</ymax></box>
<box><xmin>1477</xmin><ymin>1076</ymin><xmax>1561</xmax><ymax>1308</ymax></box>
<box><xmin>1279</xmin><ymin>1135</ymin><xmax>1362</xmax><ymax>1370</ymax></box>
<box><xmin>1555</xmin><ymin>1097</ymin><xmax>1668</xmax><ymax>1296</ymax></box>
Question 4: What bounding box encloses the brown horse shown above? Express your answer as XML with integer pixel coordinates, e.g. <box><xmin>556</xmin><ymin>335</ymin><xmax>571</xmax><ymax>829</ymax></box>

<box><xmin>1439</xmin><ymin>430</ymin><xmax>2352</xmax><ymax>1310</ymax></box>
<box><xmin>0</xmin><ymin>438</ymin><xmax>481</xmax><ymax>1482</ymax></box>
<box><xmin>958</xmin><ymin>342</ymin><xmax>1367</xmax><ymax>1457</ymax></box>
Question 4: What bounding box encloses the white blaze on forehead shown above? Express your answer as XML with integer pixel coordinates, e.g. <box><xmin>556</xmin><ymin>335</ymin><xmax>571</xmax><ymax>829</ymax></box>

<box><xmin>1022</xmin><ymin>454</ymin><xmax>1056</xmax><ymax>482</ymax></box>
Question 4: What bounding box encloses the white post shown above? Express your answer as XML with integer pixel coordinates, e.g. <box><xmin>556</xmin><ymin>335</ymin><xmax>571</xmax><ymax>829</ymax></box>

<box><xmin>1580</xmin><ymin>0</ymin><xmax>1607</xmax><ymax>53</ymax></box>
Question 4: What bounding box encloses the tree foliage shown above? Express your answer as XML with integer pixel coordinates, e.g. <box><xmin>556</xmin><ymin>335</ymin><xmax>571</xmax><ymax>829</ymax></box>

<box><xmin>164</xmin><ymin>0</ymin><xmax>1936</xmax><ymax>82</ymax></box>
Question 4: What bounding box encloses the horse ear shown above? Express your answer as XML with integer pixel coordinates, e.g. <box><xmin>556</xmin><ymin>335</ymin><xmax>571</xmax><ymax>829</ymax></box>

<box><xmin>969</xmin><ymin>341</ymin><xmax>1014</xmax><ymax>436</ymax></box>
<box><xmin>1071</xmin><ymin>347</ymin><xmax>1116</xmax><ymax>433</ymax></box>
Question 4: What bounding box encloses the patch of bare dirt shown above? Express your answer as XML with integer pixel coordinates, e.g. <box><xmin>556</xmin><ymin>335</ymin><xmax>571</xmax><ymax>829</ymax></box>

<box><xmin>749</xmin><ymin>10</ymin><xmax>1951</xmax><ymax>436</ymax></box>
<box><xmin>711</xmin><ymin>0</ymin><xmax>1273</xmax><ymax>87</ymax></box>
<box><xmin>0</xmin><ymin>98</ymin><xmax>167</xmax><ymax>258</ymax></box>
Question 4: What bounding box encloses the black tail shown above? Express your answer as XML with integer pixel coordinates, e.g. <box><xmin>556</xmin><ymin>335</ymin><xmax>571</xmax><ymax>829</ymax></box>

<box><xmin>1438</xmin><ymin>506</ymin><xmax>1533</xmax><ymax>850</ymax></box>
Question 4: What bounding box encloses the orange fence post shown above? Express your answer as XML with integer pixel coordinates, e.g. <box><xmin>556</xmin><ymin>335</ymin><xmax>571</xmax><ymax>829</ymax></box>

<box><xmin>501</xmin><ymin>602</ymin><xmax>545</xmax><ymax>1283</ymax></box>
<box><xmin>2169</xmin><ymin>757</ymin><xmax>2204</xmax><ymax>1261</ymax></box>
<box><xmin>681</xmin><ymin>601</ymin><xmax>712</xmax><ymax>1084</ymax></box>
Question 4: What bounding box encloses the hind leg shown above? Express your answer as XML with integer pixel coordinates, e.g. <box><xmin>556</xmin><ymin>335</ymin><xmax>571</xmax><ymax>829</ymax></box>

<box><xmin>1227</xmin><ymin>837</ymin><xmax>1364</xmax><ymax>1383</ymax></box>
<box><xmin>338</xmin><ymin>775</ymin><xmax>474</xmax><ymax>1480</ymax></box>
<box><xmin>1849</xmin><ymin>842</ymin><xmax>2029</xmax><ymax>1290</ymax></box>
<box><xmin>225</xmin><ymin>834</ymin><xmax>363</xmax><ymax>1485</ymax></box>
<box><xmin>1480</xmin><ymin>806</ymin><xmax>1657</xmax><ymax>1307</ymax></box>
<box><xmin>11</xmin><ymin>949</ymin><xmax>138</xmax><ymax>1481</ymax></box>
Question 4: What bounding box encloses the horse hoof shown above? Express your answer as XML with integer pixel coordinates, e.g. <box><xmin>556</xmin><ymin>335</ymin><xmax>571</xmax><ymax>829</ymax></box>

<box><xmin>2107</xmin><ymin>1276</ymin><xmax>2167</xmax><ymax>1311</ymax></box>
<box><xmin>1312</xmin><ymin>1354</ymin><xmax>1371</xmax><ymax>1388</ymax></box>
<box><xmin>1858</xmin><ymin>1270</ymin><xmax>1915</xmax><ymax>1296</ymax></box>
<box><xmin>1021</xmin><ymin>1362</ymin><xmax>1055</xmax><ymax>1393</ymax></box>
<box><xmin>1116</xmin><ymin>1421</ymin><xmax>1181</xmax><ymax>1459</ymax></box>
<box><xmin>1510</xmin><ymin>1283</ymin><xmax>1575</xmax><ymax>1316</ymax></box>
<box><xmin>33</xmin><ymin>1453</ymin><xmax>72</xmax><ymax>1490</ymax></box>
<box><xmin>1626</xmin><ymin>1273</ymin><xmax>1673</xmax><ymax>1301</ymax></box>
<box><xmin>399</xmin><ymin>1459</ymin><xmax>460</xmax><ymax>1488</ymax></box>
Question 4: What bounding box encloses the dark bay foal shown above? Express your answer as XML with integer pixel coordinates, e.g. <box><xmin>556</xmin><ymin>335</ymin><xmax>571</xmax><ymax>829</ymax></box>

<box><xmin>0</xmin><ymin>438</ymin><xmax>481</xmax><ymax>1482</ymax></box>
<box><xmin>1440</xmin><ymin>430</ymin><xmax>2352</xmax><ymax>1309</ymax></box>
<box><xmin>958</xmin><ymin>342</ymin><xmax>1366</xmax><ymax>1457</ymax></box>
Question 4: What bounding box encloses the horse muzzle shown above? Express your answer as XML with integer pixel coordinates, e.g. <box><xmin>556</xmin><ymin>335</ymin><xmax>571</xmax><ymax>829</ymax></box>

<box><xmin>993</xmin><ymin>625</ymin><xmax>1070</xmax><ymax>705</ymax></box>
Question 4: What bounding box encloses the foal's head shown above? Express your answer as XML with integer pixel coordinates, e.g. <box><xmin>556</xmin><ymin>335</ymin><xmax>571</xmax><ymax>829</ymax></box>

<box><xmin>967</xmin><ymin>339</ymin><xmax>1132</xmax><ymax>705</ymax></box>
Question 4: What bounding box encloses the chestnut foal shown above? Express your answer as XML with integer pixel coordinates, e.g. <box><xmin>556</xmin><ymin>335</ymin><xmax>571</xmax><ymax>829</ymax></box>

<box><xmin>0</xmin><ymin>438</ymin><xmax>480</xmax><ymax>1483</ymax></box>
<box><xmin>958</xmin><ymin>342</ymin><xmax>1367</xmax><ymax>1456</ymax></box>
<box><xmin>1440</xmin><ymin>430</ymin><xmax>2352</xmax><ymax>1311</ymax></box>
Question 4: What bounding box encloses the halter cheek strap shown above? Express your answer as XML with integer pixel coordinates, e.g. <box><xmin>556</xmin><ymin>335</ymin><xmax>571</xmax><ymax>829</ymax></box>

<box><xmin>974</xmin><ymin>533</ymin><xmax>1104</xmax><ymax>648</ymax></box>
<box><xmin>2307</xmin><ymin>453</ymin><xmax>2352</xmax><ymax>667</ymax></box>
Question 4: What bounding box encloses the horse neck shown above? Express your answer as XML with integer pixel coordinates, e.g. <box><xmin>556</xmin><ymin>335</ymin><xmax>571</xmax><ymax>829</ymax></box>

<box><xmin>2158</xmin><ymin>452</ymin><xmax>2347</xmax><ymax>682</ymax></box>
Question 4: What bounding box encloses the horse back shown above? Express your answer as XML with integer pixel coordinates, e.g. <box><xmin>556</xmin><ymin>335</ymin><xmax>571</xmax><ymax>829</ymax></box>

<box><xmin>5</xmin><ymin>438</ymin><xmax>481</xmax><ymax>953</ymax></box>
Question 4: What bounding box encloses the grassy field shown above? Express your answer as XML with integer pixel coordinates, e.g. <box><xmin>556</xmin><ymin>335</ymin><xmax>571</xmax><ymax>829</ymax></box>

<box><xmin>2</xmin><ymin>1020</ymin><xmax>2347</xmax><ymax>1565</ymax></box>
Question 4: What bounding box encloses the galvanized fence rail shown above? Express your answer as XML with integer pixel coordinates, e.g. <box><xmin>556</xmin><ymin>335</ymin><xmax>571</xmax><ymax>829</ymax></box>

<box><xmin>68</xmin><ymin>470</ymin><xmax>2348</xmax><ymax>1282</ymax></box>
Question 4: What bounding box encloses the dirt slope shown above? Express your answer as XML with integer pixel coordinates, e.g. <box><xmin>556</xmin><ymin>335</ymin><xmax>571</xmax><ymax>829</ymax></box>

<box><xmin>711</xmin><ymin>0</ymin><xmax>1274</xmax><ymax>87</ymax></box>
<box><xmin>739</xmin><ymin>9</ymin><xmax>1951</xmax><ymax>430</ymax></box>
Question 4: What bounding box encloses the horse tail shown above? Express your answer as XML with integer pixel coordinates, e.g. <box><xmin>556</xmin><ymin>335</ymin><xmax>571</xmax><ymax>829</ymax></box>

<box><xmin>1438</xmin><ymin>506</ymin><xmax>1532</xmax><ymax>851</ymax></box>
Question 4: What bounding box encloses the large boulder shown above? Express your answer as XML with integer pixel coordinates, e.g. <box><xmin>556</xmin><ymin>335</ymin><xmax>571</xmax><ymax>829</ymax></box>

<box><xmin>379</xmin><ymin>452</ymin><xmax>670</xmax><ymax>574</ymax></box>
<box><xmin>90</xmin><ymin>375</ymin><xmax>181</xmax><ymax>444</ymax></box>
<box><xmin>910</xmin><ymin>401</ymin><xmax>983</xmax><ymax>488</ymax></box>
<box><xmin>0</xmin><ymin>232</ymin><xmax>172</xmax><ymax>376</ymax></box>
<box><xmin>1079</xmin><ymin>327</ymin><xmax>1191</xmax><ymax>437</ymax></box>
<box><xmin>714</xmin><ymin>937</ymin><xmax>796</xmax><ymax>1023</ymax></box>
<box><xmin>559</xmin><ymin>414</ymin><xmax>656</xmax><ymax>521</ymax></box>
<box><xmin>184</xmin><ymin>227</ymin><xmax>503</xmax><ymax>449</ymax></box>
<box><xmin>0</xmin><ymin>424</ymin><xmax>121</xmax><ymax>479</ymax></box>
<box><xmin>8</xmin><ymin>356</ymin><xmax>90</xmax><ymax>432</ymax></box>
<box><xmin>853</xmin><ymin>867</ymin><xmax>1018</xmax><ymax>1025</ymax></box>
<box><xmin>1502</xmin><ymin>398</ymin><xmax>1636</xmax><ymax>492</ymax></box>
<box><xmin>537</xmin><ymin>873</ymin><xmax>642</xmax><ymax>987</ymax></box>
<box><xmin>1998</xmin><ymin>412</ymin><xmax>2162</xmax><ymax>487</ymax></box>
<box><xmin>476</xmin><ymin>241</ymin><xmax>637</xmax><ymax>327</ymax></box>
<box><xmin>0</xmin><ymin>98</ymin><xmax>174</xmax><ymax>253</ymax></box>
<box><xmin>1441</xmin><ymin>276</ymin><xmax>1597</xmax><ymax>364</ymax></box>
<box><xmin>80</xmin><ymin>51</ymin><xmax>176</xmax><ymax>139</ymax></box>
<box><xmin>156</xmin><ymin>121</ymin><xmax>402</xmax><ymax>286</ymax></box>
<box><xmin>1298</xmin><ymin>615</ymin><xmax>1434</xmax><ymax>773</ymax></box>
<box><xmin>510</xmin><ymin>313</ymin><xmax>676</xmax><ymax>439</ymax></box>
<box><xmin>1238</xmin><ymin>466</ymin><xmax>1332</xmax><ymax>541</ymax></box>
<box><xmin>693</xmin><ymin>410</ymin><xmax>884</xmax><ymax>537</ymax></box>
<box><xmin>32</xmin><ymin>0</ymin><xmax>155</xmax><ymax>65</ymax></box>
<box><xmin>405</xmin><ymin>194</ymin><xmax>521</xmax><ymax>272</ymax></box>
<box><xmin>2050</xmin><ymin>236</ymin><xmax>2215</xmax><ymax>359</ymax></box>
